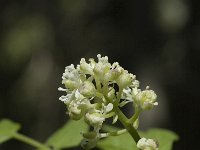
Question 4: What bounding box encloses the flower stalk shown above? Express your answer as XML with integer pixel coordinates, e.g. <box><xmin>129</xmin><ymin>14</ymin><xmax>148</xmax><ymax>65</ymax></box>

<box><xmin>116</xmin><ymin>107</ymin><xmax>141</xmax><ymax>142</ymax></box>
<box><xmin>13</xmin><ymin>133</ymin><xmax>50</xmax><ymax>150</ymax></box>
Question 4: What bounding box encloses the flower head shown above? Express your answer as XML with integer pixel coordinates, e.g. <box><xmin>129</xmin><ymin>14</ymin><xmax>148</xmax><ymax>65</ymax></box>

<box><xmin>58</xmin><ymin>54</ymin><xmax>158</xmax><ymax>149</ymax></box>
<box><xmin>62</xmin><ymin>64</ymin><xmax>81</xmax><ymax>90</ymax></box>
<box><xmin>137</xmin><ymin>138</ymin><xmax>158</xmax><ymax>150</ymax></box>
<box><xmin>133</xmin><ymin>87</ymin><xmax>158</xmax><ymax>111</ymax></box>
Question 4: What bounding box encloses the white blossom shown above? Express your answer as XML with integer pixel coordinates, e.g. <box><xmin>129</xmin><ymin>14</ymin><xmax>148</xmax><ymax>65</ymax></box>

<box><xmin>58</xmin><ymin>54</ymin><xmax>159</xmax><ymax>150</ymax></box>
<box><xmin>134</xmin><ymin>89</ymin><xmax>158</xmax><ymax>111</ymax></box>
<box><xmin>137</xmin><ymin>138</ymin><xmax>158</xmax><ymax>150</ymax></box>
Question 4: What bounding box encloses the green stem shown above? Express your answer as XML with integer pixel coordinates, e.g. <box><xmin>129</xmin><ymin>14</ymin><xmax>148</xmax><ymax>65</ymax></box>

<box><xmin>13</xmin><ymin>133</ymin><xmax>50</xmax><ymax>150</ymax></box>
<box><xmin>108</xmin><ymin>129</ymin><xmax>127</xmax><ymax>136</ymax></box>
<box><xmin>100</xmin><ymin>129</ymin><xmax>127</xmax><ymax>138</ymax></box>
<box><xmin>101</xmin><ymin>111</ymin><xmax>116</xmax><ymax>118</ymax></box>
<box><xmin>116</xmin><ymin>87</ymin><xmax>123</xmax><ymax>103</ymax></box>
<box><xmin>116</xmin><ymin>107</ymin><xmax>140</xmax><ymax>143</ymax></box>
<box><xmin>96</xmin><ymin>91</ymin><xmax>104</xmax><ymax>99</ymax></box>
<box><xmin>129</xmin><ymin>109</ymin><xmax>141</xmax><ymax>124</ymax></box>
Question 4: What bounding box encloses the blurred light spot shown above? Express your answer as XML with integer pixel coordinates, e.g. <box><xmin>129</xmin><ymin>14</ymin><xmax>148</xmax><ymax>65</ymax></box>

<box><xmin>2</xmin><ymin>15</ymin><xmax>53</xmax><ymax>68</ymax></box>
<box><xmin>157</xmin><ymin>0</ymin><xmax>189</xmax><ymax>33</ymax></box>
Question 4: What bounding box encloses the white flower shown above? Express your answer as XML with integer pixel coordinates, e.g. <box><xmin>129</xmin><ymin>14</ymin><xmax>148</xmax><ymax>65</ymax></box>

<box><xmin>122</xmin><ymin>87</ymin><xmax>133</xmax><ymax>101</ymax></box>
<box><xmin>133</xmin><ymin>88</ymin><xmax>158</xmax><ymax>111</ymax></box>
<box><xmin>59</xmin><ymin>93</ymin><xmax>73</xmax><ymax>104</ymax></box>
<box><xmin>79</xmin><ymin>58</ymin><xmax>95</xmax><ymax>75</ymax></box>
<box><xmin>120</xmin><ymin>87</ymin><xmax>135</xmax><ymax>107</ymax></box>
<box><xmin>61</xmin><ymin>90</ymin><xmax>91</xmax><ymax>120</ymax></box>
<box><xmin>104</xmin><ymin>62</ymin><xmax>123</xmax><ymax>81</ymax></box>
<box><xmin>58</xmin><ymin>54</ymin><xmax>159</xmax><ymax>150</ymax></box>
<box><xmin>62</xmin><ymin>64</ymin><xmax>82</xmax><ymax>90</ymax></box>
<box><xmin>116</xmin><ymin>70</ymin><xmax>135</xmax><ymax>88</ymax></box>
<box><xmin>137</xmin><ymin>138</ymin><xmax>158</xmax><ymax>150</ymax></box>
<box><xmin>93</xmin><ymin>54</ymin><xmax>111</xmax><ymax>81</ymax></box>
<box><xmin>105</xmin><ymin>103</ymin><xmax>113</xmax><ymax>113</ymax></box>
<box><xmin>68</xmin><ymin>103</ymin><xmax>83</xmax><ymax>120</ymax></box>
<box><xmin>78</xmin><ymin>81</ymin><xmax>96</xmax><ymax>98</ymax></box>
<box><xmin>131</xmin><ymin>79</ymin><xmax>140</xmax><ymax>88</ymax></box>
<box><xmin>85</xmin><ymin>112</ymin><xmax>105</xmax><ymax>127</ymax></box>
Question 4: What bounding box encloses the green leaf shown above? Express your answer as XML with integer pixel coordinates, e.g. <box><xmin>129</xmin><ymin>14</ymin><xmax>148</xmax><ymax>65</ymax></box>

<box><xmin>45</xmin><ymin>119</ymin><xmax>89</xmax><ymax>149</ymax></box>
<box><xmin>97</xmin><ymin>125</ymin><xmax>179</xmax><ymax>150</ymax></box>
<box><xmin>98</xmin><ymin>132</ymin><xmax>137</xmax><ymax>150</ymax></box>
<box><xmin>0</xmin><ymin>119</ymin><xmax>21</xmax><ymax>144</ymax></box>
<box><xmin>97</xmin><ymin>125</ymin><xmax>137</xmax><ymax>150</ymax></box>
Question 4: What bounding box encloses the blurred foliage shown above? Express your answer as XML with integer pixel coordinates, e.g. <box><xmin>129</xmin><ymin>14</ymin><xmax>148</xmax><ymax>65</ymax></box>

<box><xmin>2</xmin><ymin>16</ymin><xmax>53</xmax><ymax>68</ymax></box>
<box><xmin>0</xmin><ymin>119</ymin><xmax>20</xmax><ymax>144</ymax></box>
<box><xmin>45</xmin><ymin>119</ymin><xmax>88</xmax><ymax>149</ymax></box>
<box><xmin>0</xmin><ymin>119</ymin><xmax>178</xmax><ymax>150</ymax></box>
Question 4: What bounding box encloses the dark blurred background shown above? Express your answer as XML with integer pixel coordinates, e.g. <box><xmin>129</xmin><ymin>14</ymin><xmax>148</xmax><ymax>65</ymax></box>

<box><xmin>0</xmin><ymin>0</ymin><xmax>199</xmax><ymax>150</ymax></box>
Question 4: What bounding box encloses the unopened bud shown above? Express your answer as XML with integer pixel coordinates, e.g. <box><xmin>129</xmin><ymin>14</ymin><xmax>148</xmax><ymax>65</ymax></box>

<box><xmin>85</xmin><ymin>113</ymin><xmax>105</xmax><ymax>127</ymax></box>
<box><xmin>64</xmin><ymin>80</ymin><xmax>78</xmax><ymax>90</ymax></box>
<box><xmin>79</xmin><ymin>81</ymin><xmax>96</xmax><ymax>98</ymax></box>
<box><xmin>137</xmin><ymin>138</ymin><xmax>158</xmax><ymax>150</ymax></box>
<box><xmin>116</xmin><ymin>72</ymin><xmax>135</xmax><ymax>88</ymax></box>
<box><xmin>135</xmin><ymin>90</ymin><xmax>158</xmax><ymax>111</ymax></box>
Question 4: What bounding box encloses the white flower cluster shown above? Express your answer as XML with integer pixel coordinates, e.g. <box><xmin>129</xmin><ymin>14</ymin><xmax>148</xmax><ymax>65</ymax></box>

<box><xmin>58</xmin><ymin>54</ymin><xmax>158</xmax><ymax>149</ymax></box>
<box><xmin>137</xmin><ymin>138</ymin><xmax>158</xmax><ymax>150</ymax></box>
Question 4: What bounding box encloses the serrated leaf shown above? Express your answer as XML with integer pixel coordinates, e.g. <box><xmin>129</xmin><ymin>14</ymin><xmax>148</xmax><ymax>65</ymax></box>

<box><xmin>45</xmin><ymin>119</ymin><xmax>88</xmax><ymax>149</ymax></box>
<box><xmin>97</xmin><ymin>125</ymin><xmax>179</xmax><ymax>150</ymax></box>
<box><xmin>0</xmin><ymin>119</ymin><xmax>21</xmax><ymax>143</ymax></box>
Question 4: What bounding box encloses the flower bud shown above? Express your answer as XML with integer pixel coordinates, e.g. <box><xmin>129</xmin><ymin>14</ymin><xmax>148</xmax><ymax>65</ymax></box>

<box><xmin>68</xmin><ymin>106</ymin><xmax>83</xmax><ymax>120</ymax></box>
<box><xmin>116</xmin><ymin>71</ymin><xmax>135</xmax><ymax>88</ymax></box>
<box><xmin>78</xmin><ymin>81</ymin><xmax>96</xmax><ymax>98</ymax></box>
<box><xmin>81</xmin><ymin>138</ymin><xmax>98</xmax><ymax>150</ymax></box>
<box><xmin>85</xmin><ymin>113</ymin><xmax>105</xmax><ymax>127</ymax></box>
<box><xmin>93</xmin><ymin>63</ymin><xmax>110</xmax><ymax>80</ymax></box>
<box><xmin>135</xmin><ymin>90</ymin><xmax>158</xmax><ymax>111</ymax></box>
<box><xmin>64</xmin><ymin>80</ymin><xmax>78</xmax><ymax>90</ymax></box>
<box><xmin>93</xmin><ymin>54</ymin><xmax>111</xmax><ymax>81</ymax></box>
<box><xmin>105</xmin><ymin>103</ymin><xmax>113</xmax><ymax>113</ymax></box>
<box><xmin>80</xmin><ymin>58</ymin><xmax>94</xmax><ymax>75</ymax></box>
<box><xmin>104</xmin><ymin>68</ymin><xmax>122</xmax><ymax>81</ymax></box>
<box><xmin>82</xmin><ymin>131</ymin><xmax>97</xmax><ymax>139</ymax></box>
<box><xmin>62</xmin><ymin>64</ymin><xmax>81</xmax><ymax>90</ymax></box>
<box><xmin>68</xmin><ymin>94</ymin><xmax>85</xmax><ymax>120</ymax></box>
<box><xmin>137</xmin><ymin>138</ymin><xmax>158</xmax><ymax>150</ymax></box>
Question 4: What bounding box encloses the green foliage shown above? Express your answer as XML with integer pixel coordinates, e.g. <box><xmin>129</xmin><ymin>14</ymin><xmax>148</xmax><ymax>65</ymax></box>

<box><xmin>45</xmin><ymin>119</ymin><xmax>88</xmax><ymax>149</ymax></box>
<box><xmin>0</xmin><ymin>118</ymin><xmax>178</xmax><ymax>150</ymax></box>
<box><xmin>97</xmin><ymin>125</ymin><xmax>136</xmax><ymax>150</ymax></box>
<box><xmin>97</xmin><ymin>125</ymin><xmax>179</xmax><ymax>150</ymax></box>
<box><xmin>0</xmin><ymin>119</ymin><xmax>21</xmax><ymax>143</ymax></box>
<box><xmin>98</xmin><ymin>132</ymin><xmax>137</xmax><ymax>150</ymax></box>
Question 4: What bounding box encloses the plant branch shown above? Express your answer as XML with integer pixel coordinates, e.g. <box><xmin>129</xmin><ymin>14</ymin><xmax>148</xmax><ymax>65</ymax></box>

<box><xmin>116</xmin><ymin>107</ymin><xmax>140</xmax><ymax>143</ymax></box>
<box><xmin>13</xmin><ymin>133</ymin><xmax>50</xmax><ymax>150</ymax></box>
<box><xmin>100</xmin><ymin>129</ymin><xmax>127</xmax><ymax>138</ymax></box>
<box><xmin>129</xmin><ymin>109</ymin><xmax>141</xmax><ymax>124</ymax></box>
